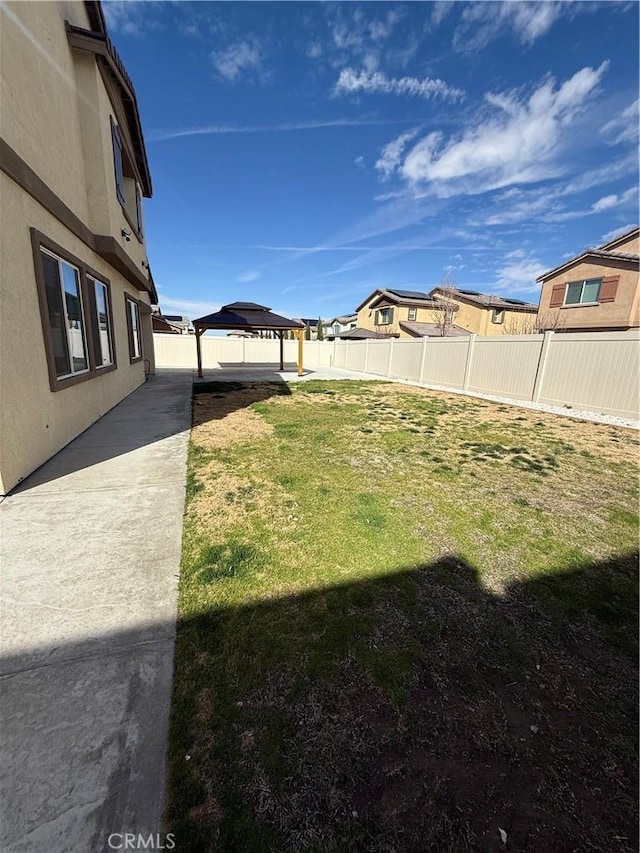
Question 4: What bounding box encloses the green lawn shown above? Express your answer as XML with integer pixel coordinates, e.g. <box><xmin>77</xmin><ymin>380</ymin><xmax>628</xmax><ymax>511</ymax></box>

<box><xmin>165</xmin><ymin>380</ymin><xmax>639</xmax><ymax>852</ymax></box>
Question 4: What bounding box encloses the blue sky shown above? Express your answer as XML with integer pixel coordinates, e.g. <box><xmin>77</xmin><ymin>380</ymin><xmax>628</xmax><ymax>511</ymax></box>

<box><xmin>103</xmin><ymin>0</ymin><xmax>639</xmax><ymax>321</ymax></box>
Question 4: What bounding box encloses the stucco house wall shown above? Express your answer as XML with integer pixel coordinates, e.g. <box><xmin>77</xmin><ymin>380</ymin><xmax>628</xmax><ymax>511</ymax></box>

<box><xmin>0</xmin><ymin>1</ymin><xmax>156</xmax><ymax>493</ymax></box>
<box><xmin>536</xmin><ymin>230</ymin><xmax>640</xmax><ymax>332</ymax></box>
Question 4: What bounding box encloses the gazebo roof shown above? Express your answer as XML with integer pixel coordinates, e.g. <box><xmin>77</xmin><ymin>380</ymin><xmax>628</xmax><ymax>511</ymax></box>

<box><xmin>194</xmin><ymin>302</ymin><xmax>304</xmax><ymax>331</ymax></box>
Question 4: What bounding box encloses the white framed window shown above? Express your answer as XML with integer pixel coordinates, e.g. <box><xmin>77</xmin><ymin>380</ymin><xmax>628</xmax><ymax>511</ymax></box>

<box><xmin>408</xmin><ymin>308</ymin><xmax>417</xmax><ymax>321</ymax></box>
<box><xmin>564</xmin><ymin>278</ymin><xmax>602</xmax><ymax>306</ymax></box>
<box><xmin>376</xmin><ymin>307</ymin><xmax>393</xmax><ymax>325</ymax></box>
<box><xmin>492</xmin><ymin>309</ymin><xmax>505</xmax><ymax>324</ymax></box>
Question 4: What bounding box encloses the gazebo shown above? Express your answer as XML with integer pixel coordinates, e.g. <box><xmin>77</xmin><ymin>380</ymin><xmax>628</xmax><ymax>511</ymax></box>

<box><xmin>193</xmin><ymin>302</ymin><xmax>306</xmax><ymax>378</ymax></box>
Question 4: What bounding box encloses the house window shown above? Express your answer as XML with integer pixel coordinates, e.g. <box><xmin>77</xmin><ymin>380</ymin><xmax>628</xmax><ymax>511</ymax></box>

<box><xmin>32</xmin><ymin>231</ymin><xmax>118</xmax><ymax>390</ymax></box>
<box><xmin>408</xmin><ymin>308</ymin><xmax>417</xmax><ymax>321</ymax></box>
<box><xmin>333</xmin><ymin>323</ymin><xmax>340</xmax><ymax>334</ymax></box>
<box><xmin>111</xmin><ymin>118</ymin><xmax>126</xmax><ymax>206</ymax></box>
<box><xmin>492</xmin><ymin>309</ymin><xmax>505</xmax><ymax>324</ymax></box>
<box><xmin>376</xmin><ymin>307</ymin><xmax>393</xmax><ymax>325</ymax></box>
<box><xmin>91</xmin><ymin>278</ymin><xmax>114</xmax><ymax>367</ymax></box>
<box><xmin>125</xmin><ymin>296</ymin><xmax>142</xmax><ymax>361</ymax></box>
<box><xmin>40</xmin><ymin>249</ymin><xmax>89</xmax><ymax>378</ymax></box>
<box><xmin>564</xmin><ymin>278</ymin><xmax>602</xmax><ymax>305</ymax></box>
<box><xmin>111</xmin><ymin>117</ymin><xmax>144</xmax><ymax>239</ymax></box>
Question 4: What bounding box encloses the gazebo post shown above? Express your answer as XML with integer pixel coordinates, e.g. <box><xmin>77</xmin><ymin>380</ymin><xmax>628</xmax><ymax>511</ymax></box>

<box><xmin>278</xmin><ymin>330</ymin><xmax>284</xmax><ymax>371</ymax></box>
<box><xmin>195</xmin><ymin>327</ymin><xmax>204</xmax><ymax>378</ymax></box>
<box><xmin>297</xmin><ymin>329</ymin><xmax>304</xmax><ymax>377</ymax></box>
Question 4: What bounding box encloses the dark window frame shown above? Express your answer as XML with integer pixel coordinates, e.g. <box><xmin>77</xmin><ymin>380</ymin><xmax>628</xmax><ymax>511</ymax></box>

<box><xmin>110</xmin><ymin>116</ymin><xmax>144</xmax><ymax>242</ymax></box>
<box><xmin>31</xmin><ymin>229</ymin><xmax>118</xmax><ymax>392</ymax></box>
<box><xmin>124</xmin><ymin>294</ymin><xmax>143</xmax><ymax>363</ymax></box>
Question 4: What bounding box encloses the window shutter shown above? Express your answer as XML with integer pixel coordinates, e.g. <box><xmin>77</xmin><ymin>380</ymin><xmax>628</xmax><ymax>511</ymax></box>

<box><xmin>374</xmin><ymin>310</ymin><xmax>379</xmax><ymax>324</ymax></box>
<box><xmin>599</xmin><ymin>275</ymin><xmax>619</xmax><ymax>303</ymax></box>
<box><xmin>549</xmin><ymin>282</ymin><xmax>566</xmax><ymax>307</ymax></box>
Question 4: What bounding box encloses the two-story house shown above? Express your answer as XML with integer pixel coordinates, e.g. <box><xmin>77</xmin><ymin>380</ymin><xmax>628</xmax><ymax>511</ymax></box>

<box><xmin>536</xmin><ymin>227</ymin><xmax>640</xmax><ymax>332</ymax></box>
<box><xmin>0</xmin><ymin>0</ymin><xmax>157</xmax><ymax>493</ymax></box>
<box><xmin>355</xmin><ymin>287</ymin><xmax>537</xmax><ymax>338</ymax></box>
<box><xmin>427</xmin><ymin>287</ymin><xmax>538</xmax><ymax>335</ymax></box>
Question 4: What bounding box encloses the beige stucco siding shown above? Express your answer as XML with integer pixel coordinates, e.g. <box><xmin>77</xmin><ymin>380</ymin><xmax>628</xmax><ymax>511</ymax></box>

<box><xmin>0</xmin><ymin>175</ymin><xmax>150</xmax><ymax>493</ymax></box>
<box><xmin>1</xmin><ymin>2</ymin><xmax>93</xmax><ymax>224</ymax></box>
<box><xmin>538</xmin><ymin>259</ymin><xmax>640</xmax><ymax>330</ymax></box>
<box><xmin>1</xmin><ymin>1</ymin><xmax>148</xmax><ymax>270</ymax></box>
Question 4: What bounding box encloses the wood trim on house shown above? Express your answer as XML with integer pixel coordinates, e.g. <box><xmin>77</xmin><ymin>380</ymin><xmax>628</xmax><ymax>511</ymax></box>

<box><xmin>30</xmin><ymin>228</ymin><xmax>119</xmax><ymax>392</ymax></box>
<box><xmin>1</xmin><ymin>138</ymin><xmax>156</xmax><ymax>300</ymax></box>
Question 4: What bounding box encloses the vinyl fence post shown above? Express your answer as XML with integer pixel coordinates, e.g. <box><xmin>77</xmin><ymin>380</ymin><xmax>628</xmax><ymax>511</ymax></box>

<box><xmin>419</xmin><ymin>335</ymin><xmax>428</xmax><ymax>385</ymax></box>
<box><xmin>242</xmin><ymin>336</ymin><xmax>246</xmax><ymax>365</ymax></box>
<box><xmin>386</xmin><ymin>338</ymin><xmax>395</xmax><ymax>378</ymax></box>
<box><xmin>364</xmin><ymin>339</ymin><xmax>370</xmax><ymax>374</ymax></box>
<box><xmin>532</xmin><ymin>330</ymin><xmax>554</xmax><ymax>402</ymax></box>
<box><xmin>462</xmin><ymin>335</ymin><xmax>476</xmax><ymax>391</ymax></box>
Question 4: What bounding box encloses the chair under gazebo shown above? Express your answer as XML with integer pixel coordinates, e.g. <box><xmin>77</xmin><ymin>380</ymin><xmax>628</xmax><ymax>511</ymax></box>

<box><xmin>193</xmin><ymin>302</ymin><xmax>305</xmax><ymax>378</ymax></box>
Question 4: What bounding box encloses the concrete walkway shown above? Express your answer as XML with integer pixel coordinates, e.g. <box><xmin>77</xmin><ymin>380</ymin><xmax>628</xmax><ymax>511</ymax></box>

<box><xmin>1</xmin><ymin>370</ymin><xmax>192</xmax><ymax>853</ymax></box>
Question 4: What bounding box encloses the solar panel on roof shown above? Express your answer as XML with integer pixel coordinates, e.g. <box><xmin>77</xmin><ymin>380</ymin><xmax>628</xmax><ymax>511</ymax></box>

<box><xmin>500</xmin><ymin>298</ymin><xmax>527</xmax><ymax>305</ymax></box>
<box><xmin>387</xmin><ymin>289</ymin><xmax>429</xmax><ymax>299</ymax></box>
<box><xmin>457</xmin><ymin>289</ymin><xmax>481</xmax><ymax>296</ymax></box>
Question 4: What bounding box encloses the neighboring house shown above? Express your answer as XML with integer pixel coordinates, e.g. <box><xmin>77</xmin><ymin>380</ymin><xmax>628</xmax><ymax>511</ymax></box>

<box><xmin>161</xmin><ymin>314</ymin><xmax>191</xmax><ymax>334</ymax></box>
<box><xmin>0</xmin><ymin>0</ymin><xmax>157</xmax><ymax>493</ymax></box>
<box><xmin>356</xmin><ymin>288</ymin><xmax>447</xmax><ymax>337</ymax></box>
<box><xmin>227</xmin><ymin>330</ymin><xmax>259</xmax><ymax>338</ymax></box>
<box><xmin>152</xmin><ymin>315</ymin><xmax>182</xmax><ymax>334</ymax></box>
<box><xmin>356</xmin><ymin>286</ymin><xmax>538</xmax><ymax>337</ymax></box>
<box><xmin>427</xmin><ymin>287</ymin><xmax>538</xmax><ymax>336</ymax></box>
<box><xmin>536</xmin><ymin>227</ymin><xmax>640</xmax><ymax>332</ymax></box>
<box><xmin>293</xmin><ymin>317</ymin><xmax>321</xmax><ymax>339</ymax></box>
<box><xmin>327</xmin><ymin>314</ymin><xmax>357</xmax><ymax>336</ymax></box>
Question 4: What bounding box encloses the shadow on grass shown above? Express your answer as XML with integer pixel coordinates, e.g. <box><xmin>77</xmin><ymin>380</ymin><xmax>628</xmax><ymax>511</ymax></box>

<box><xmin>165</xmin><ymin>550</ymin><xmax>639</xmax><ymax>853</ymax></box>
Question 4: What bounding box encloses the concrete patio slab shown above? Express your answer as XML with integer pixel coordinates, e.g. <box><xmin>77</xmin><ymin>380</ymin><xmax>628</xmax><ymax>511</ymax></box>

<box><xmin>1</xmin><ymin>370</ymin><xmax>193</xmax><ymax>853</ymax></box>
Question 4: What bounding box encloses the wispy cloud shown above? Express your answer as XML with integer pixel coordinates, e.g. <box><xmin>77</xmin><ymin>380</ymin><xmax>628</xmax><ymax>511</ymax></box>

<box><xmin>102</xmin><ymin>0</ymin><xmax>149</xmax><ymax>36</ymax></box>
<box><xmin>495</xmin><ymin>258</ymin><xmax>546</xmax><ymax>294</ymax></box>
<box><xmin>451</xmin><ymin>1</ymin><xmax>568</xmax><ymax>52</ymax></box>
<box><xmin>375</xmin><ymin>129</ymin><xmax>421</xmax><ymax>179</ymax></box>
<box><xmin>148</xmin><ymin>117</ymin><xmax>419</xmax><ymax>142</ymax></box>
<box><xmin>601</xmin><ymin>224</ymin><xmax>637</xmax><ymax>243</ymax></box>
<box><xmin>600</xmin><ymin>99</ymin><xmax>639</xmax><ymax>146</ymax></box>
<box><xmin>591</xmin><ymin>187</ymin><xmax>638</xmax><ymax>213</ymax></box>
<box><xmin>383</xmin><ymin>63</ymin><xmax>609</xmax><ymax>198</ymax></box>
<box><xmin>334</xmin><ymin>68</ymin><xmax>464</xmax><ymax>102</ymax></box>
<box><xmin>211</xmin><ymin>37</ymin><xmax>266</xmax><ymax>83</ymax></box>
<box><xmin>157</xmin><ymin>294</ymin><xmax>221</xmax><ymax>319</ymax></box>
<box><xmin>236</xmin><ymin>270</ymin><xmax>262</xmax><ymax>284</ymax></box>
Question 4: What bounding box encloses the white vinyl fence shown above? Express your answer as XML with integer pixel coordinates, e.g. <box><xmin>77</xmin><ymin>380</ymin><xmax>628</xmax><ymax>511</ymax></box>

<box><xmin>153</xmin><ymin>331</ymin><xmax>640</xmax><ymax>419</ymax></box>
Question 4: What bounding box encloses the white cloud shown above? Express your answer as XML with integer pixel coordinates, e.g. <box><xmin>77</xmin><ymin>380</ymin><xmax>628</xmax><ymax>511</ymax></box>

<box><xmin>495</xmin><ymin>259</ymin><xmax>547</xmax><ymax>294</ymax></box>
<box><xmin>102</xmin><ymin>0</ymin><xmax>150</xmax><ymax>36</ymax></box>
<box><xmin>354</xmin><ymin>155</ymin><xmax>365</xmax><ymax>169</ymax></box>
<box><xmin>211</xmin><ymin>38</ymin><xmax>265</xmax><ymax>83</ymax></box>
<box><xmin>601</xmin><ymin>224</ymin><xmax>637</xmax><ymax>243</ymax></box>
<box><xmin>149</xmin><ymin>117</ymin><xmax>413</xmax><ymax>142</ymax></box>
<box><xmin>236</xmin><ymin>270</ymin><xmax>262</xmax><ymax>284</ymax></box>
<box><xmin>157</xmin><ymin>294</ymin><xmax>222</xmax><ymax>320</ymax></box>
<box><xmin>600</xmin><ymin>99</ymin><xmax>639</xmax><ymax>145</ymax></box>
<box><xmin>375</xmin><ymin>129</ymin><xmax>421</xmax><ymax>179</ymax></box>
<box><xmin>453</xmin><ymin>1</ymin><xmax>567</xmax><ymax>51</ymax></box>
<box><xmin>591</xmin><ymin>187</ymin><xmax>638</xmax><ymax>212</ymax></box>
<box><xmin>393</xmin><ymin>63</ymin><xmax>609</xmax><ymax>197</ymax></box>
<box><xmin>334</xmin><ymin>68</ymin><xmax>465</xmax><ymax>101</ymax></box>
